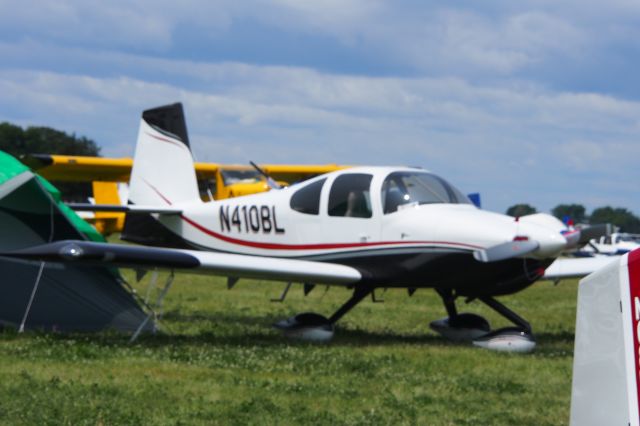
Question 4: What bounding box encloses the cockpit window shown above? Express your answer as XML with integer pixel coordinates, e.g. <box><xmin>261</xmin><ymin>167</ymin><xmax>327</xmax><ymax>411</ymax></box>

<box><xmin>290</xmin><ymin>178</ymin><xmax>326</xmax><ymax>215</ymax></box>
<box><xmin>381</xmin><ymin>172</ymin><xmax>471</xmax><ymax>214</ymax></box>
<box><xmin>220</xmin><ymin>169</ymin><xmax>262</xmax><ymax>185</ymax></box>
<box><xmin>328</xmin><ymin>174</ymin><xmax>373</xmax><ymax>218</ymax></box>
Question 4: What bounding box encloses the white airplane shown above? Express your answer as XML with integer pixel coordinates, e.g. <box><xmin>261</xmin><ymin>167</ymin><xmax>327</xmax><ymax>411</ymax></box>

<box><xmin>578</xmin><ymin>232</ymin><xmax>640</xmax><ymax>256</ymax></box>
<box><xmin>3</xmin><ymin>103</ymin><xmax>606</xmax><ymax>352</ymax></box>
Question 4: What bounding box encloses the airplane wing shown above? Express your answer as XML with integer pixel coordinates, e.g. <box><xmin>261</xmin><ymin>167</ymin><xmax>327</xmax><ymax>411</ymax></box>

<box><xmin>542</xmin><ymin>256</ymin><xmax>620</xmax><ymax>280</ymax></box>
<box><xmin>22</xmin><ymin>154</ymin><xmax>134</xmax><ymax>182</ymax></box>
<box><xmin>23</xmin><ymin>154</ymin><xmax>346</xmax><ymax>184</ymax></box>
<box><xmin>194</xmin><ymin>163</ymin><xmax>347</xmax><ymax>182</ymax></box>
<box><xmin>260</xmin><ymin>164</ymin><xmax>348</xmax><ymax>182</ymax></box>
<box><xmin>0</xmin><ymin>240</ymin><xmax>363</xmax><ymax>286</ymax></box>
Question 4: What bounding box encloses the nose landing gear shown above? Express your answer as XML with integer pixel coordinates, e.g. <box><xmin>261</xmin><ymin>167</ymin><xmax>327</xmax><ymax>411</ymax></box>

<box><xmin>430</xmin><ymin>289</ymin><xmax>536</xmax><ymax>353</ymax></box>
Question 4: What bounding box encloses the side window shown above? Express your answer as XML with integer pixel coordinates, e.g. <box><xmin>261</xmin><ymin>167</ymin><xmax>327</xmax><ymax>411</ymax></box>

<box><xmin>328</xmin><ymin>174</ymin><xmax>373</xmax><ymax>218</ymax></box>
<box><xmin>290</xmin><ymin>178</ymin><xmax>326</xmax><ymax>215</ymax></box>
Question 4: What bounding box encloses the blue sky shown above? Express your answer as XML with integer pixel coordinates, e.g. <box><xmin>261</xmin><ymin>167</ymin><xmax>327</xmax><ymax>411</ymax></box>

<box><xmin>0</xmin><ymin>0</ymin><xmax>639</xmax><ymax>215</ymax></box>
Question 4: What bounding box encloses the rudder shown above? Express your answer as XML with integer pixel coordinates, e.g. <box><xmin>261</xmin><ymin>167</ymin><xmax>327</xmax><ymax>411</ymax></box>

<box><xmin>122</xmin><ymin>103</ymin><xmax>200</xmax><ymax>248</ymax></box>
<box><xmin>128</xmin><ymin>103</ymin><xmax>201</xmax><ymax>206</ymax></box>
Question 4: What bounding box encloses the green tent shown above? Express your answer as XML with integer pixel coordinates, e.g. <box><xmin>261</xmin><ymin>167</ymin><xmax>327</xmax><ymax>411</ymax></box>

<box><xmin>0</xmin><ymin>150</ymin><xmax>154</xmax><ymax>332</ymax></box>
<box><xmin>0</xmin><ymin>151</ymin><xmax>104</xmax><ymax>242</ymax></box>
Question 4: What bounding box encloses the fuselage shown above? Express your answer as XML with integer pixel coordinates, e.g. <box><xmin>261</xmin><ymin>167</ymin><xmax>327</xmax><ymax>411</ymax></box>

<box><xmin>130</xmin><ymin>166</ymin><xmax>564</xmax><ymax>296</ymax></box>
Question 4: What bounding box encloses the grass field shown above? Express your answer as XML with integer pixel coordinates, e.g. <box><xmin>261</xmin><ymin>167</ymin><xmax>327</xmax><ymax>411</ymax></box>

<box><xmin>0</xmin><ymin>269</ymin><xmax>578</xmax><ymax>425</ymax></box>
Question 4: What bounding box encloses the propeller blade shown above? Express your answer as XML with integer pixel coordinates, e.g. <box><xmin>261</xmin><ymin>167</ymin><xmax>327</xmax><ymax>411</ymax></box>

<box><xmin>474</xmin><ymin>240</ymin><xmax>540</xmax><ymax>263</ymax></box>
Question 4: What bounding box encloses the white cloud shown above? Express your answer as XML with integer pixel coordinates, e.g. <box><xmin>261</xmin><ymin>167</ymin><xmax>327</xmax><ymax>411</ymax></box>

<box><xmin>1</xmin><ymin>53</ymin><xmax>638</xmax><ymax>213</ymax></box>
<box><xmin>0</xmin><ymin>0</ymin><xmax>622</xmax><ymax>76</ymax></box>
<box><xmin>0</xmin><ymin>0</ymin><xmax>639</xmax><ymax>214</ymax></box>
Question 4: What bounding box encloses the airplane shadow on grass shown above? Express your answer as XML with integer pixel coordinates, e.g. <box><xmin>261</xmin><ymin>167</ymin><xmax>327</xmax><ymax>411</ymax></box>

<box><xmin>132</xmin><ymin>309</ymin><xmax>576</xmax><ymax>352</ymax></box>
<box><xmin>1</xmin><ymin>310</ymin><xmax>574</xmax><ymax>354</ymax></box>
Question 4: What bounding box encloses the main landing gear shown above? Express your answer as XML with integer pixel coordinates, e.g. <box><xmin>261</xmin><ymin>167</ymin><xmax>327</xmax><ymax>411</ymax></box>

<box><xmin>273</xmin><ymin>286</ymin><xmax>372</xmax><ymax>343</ymax></box>
<box><xmin>430</xmin><ymin>289</ymin><xmax>536</xmax><ymax>353</ymax></box>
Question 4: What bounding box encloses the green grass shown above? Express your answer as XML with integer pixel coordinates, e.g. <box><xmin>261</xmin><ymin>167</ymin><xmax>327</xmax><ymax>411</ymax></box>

<box><xmin>0</xmin><ymin>270</ymin><xmax>578</xmax><ymax>425</ymax></box>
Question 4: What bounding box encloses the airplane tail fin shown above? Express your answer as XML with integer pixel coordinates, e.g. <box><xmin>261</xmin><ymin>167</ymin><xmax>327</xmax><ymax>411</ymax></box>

<box><xmin>128</xmin><ymin>103</ymin><xmax>201</xmax><ymax>207</ymax></box>
<box><xmin>122</xmin><ymin>103</ymin><xmax>200</xmax><ymax>248</ymax></box>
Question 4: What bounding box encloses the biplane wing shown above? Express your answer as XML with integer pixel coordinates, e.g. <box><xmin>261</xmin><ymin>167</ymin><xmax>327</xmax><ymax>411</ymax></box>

<box><xmin>22</xmin><ymin>154</ymin><xmax>347</xmax><ymax>184</ymax></box>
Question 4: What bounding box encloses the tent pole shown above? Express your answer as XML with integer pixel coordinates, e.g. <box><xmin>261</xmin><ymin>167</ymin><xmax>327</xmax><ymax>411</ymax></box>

<box><xmin>144</xmin><ymin>268</ymin><xmax>159</xmax><ymax>304</ymax></box>
<box><xmin>19</xmin><ymin>261</ymin><xmax>46</xmax><ymax>333</ymax></box>
<box><xmin>130</xmin><ymin>270</ymin><xmax>175</xmax><ymax>343</ymax></box>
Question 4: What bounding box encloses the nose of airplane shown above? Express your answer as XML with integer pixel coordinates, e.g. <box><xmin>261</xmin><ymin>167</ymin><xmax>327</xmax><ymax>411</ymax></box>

<box><xmin>518</xmin><ymin>220</ymin><xmax>568</xmax><ymax>259</ymax></box>
<box><xmin>412</xmin><ymin>206</ymin><xmax>569</xmax><ymax>261</ymax></box>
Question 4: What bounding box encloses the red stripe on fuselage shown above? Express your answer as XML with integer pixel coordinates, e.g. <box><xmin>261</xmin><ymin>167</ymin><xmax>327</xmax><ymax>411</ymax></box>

<box><xmin>180</xmin><ymin>214</ymin><xmax>483</xmax><ymax>251</ymax></box>
<box><xmin>145</xmin><ymin>181</ymin><xmax>484</xmax><ymax>252</ymax></box>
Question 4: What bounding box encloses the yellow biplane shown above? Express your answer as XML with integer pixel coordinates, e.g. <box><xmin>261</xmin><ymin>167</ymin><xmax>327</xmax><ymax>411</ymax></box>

<box><xmin>23</xmin><ymin>154</ymin><xmax>347</xmax><ymax>235</ymax></box>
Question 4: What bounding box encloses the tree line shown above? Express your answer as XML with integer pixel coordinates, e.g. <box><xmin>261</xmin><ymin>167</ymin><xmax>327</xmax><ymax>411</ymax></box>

<box><xmin>0</xmin><ymin>122</ymin><xmax>100</xmax><ymax>158</ymax></box>
<box><xmin>0</xmin><ymin>122</ymin><xmax>100</xmax><ymax>201</ymax></box>
<box><xmin>506</xmin><ymin>203</ymin><xmax>640</xmax><ymax>233</ymax></box>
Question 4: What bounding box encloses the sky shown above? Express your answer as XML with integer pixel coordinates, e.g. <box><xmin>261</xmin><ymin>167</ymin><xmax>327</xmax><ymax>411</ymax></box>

<box><xmin>0</xmin><ymin>0</ymin><xmax>639</xmax><ymax>215</ymax></box>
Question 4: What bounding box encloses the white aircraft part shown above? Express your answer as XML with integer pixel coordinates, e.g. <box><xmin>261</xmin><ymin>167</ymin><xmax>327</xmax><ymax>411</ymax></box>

<box><xmin>519</xmin><ymin>212</ymin><xmax>566</xmax><ymax>232</ymax></box>
<box><xmin>282</xmin><ymin>326</ymin><xmax>334</xmax><ymax>343</ymax></box>
<box><xmin>1</xmin><ymin>240</ymin><xmax>363</xmax><ymax>286</ymax></box>
<box><xmin>75</xmin><ymin>210</ymin><xmax>95</xmax><ymax>220</ymax></box>
<box><xmin>117</xmin><ymin>182</ymin><xmax>129</xmax><ymax>206</ymax></box>
<box><xmin>543</xmin><ymin>256</ymin><xmax>619</xmax><ymax>280</ymax></box>
<box><xmin>429</xmin><ymin>317</ymin><xmax>490</xmax><ymax>342</ymax></box>
<box><xmin>570</xmin><ymin>250</ymin><xmax>640</xmax><ymax>426</ymax></box>
<box><xmin>472</xmin><ymin>332</ymin><xmax>536</xmax><ymax>353</ymax></box>
<box><xmin>188</xmin><ymin>250</ymin><xmax>361</xmax><ymax>285</ymax></box>
<box><xmin>128</xmin><ymin>118</ymin><xmax>201</xmax><ymax>206</ymax></box>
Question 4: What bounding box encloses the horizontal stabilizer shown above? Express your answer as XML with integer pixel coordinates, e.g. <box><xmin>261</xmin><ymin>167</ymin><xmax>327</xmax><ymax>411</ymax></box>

<box><xmin>0</xmin><ymin>240</ymin><xmax>362</xmax><ymax>286</ymax></box>
<box><xmin>543</xmin><ymin>256</ymin><xmax>618</xmax><ymax>280</ymax></box>
<box><xmin>67</xmin><ymin>203</ymin><xmax>181</xmax><ymax>215</ymax></box>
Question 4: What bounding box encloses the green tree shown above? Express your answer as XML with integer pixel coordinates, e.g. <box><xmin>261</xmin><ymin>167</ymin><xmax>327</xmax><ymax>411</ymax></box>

<box><xmin>0</xmin><ymin>122</ymin><xmax>100</xmax><ymax>158</ymax></box>
<box><xmin>590</xmin><ymin>207</ymin><xmax>640</xmax><ymax>233</ymax></box>
<box><xmin>506</xmin><ymin>204</ymin><xmax>537</xmax><ymax>217</ymax></box>
<box><xmin>551</xmin><ymin>204</ymin><xmax>587</xmax><ymax>224</ymax></box>
<box><xmin>0</xmin><ymin>122</ymin><xmax>101</xmax><ymax>202</ymax></box>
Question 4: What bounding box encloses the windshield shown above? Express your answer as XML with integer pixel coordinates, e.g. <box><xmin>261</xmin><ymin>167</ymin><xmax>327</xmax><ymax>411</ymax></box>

<box><xmin>381</xmin><ymin>171</ymin><xmax>471</xmax><ymax>214</ymax></box>
<box><xmin>220</xmin><ymin>169</ymin><xmax>262</xmax><ymax>185</ymax></box>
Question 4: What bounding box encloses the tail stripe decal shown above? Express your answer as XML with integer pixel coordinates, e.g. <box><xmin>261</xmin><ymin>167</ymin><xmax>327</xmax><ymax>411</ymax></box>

<box><xmin>146</xmin><ymin>131</ymin><xmax>190</xmax><ymax>151</ymax></box>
